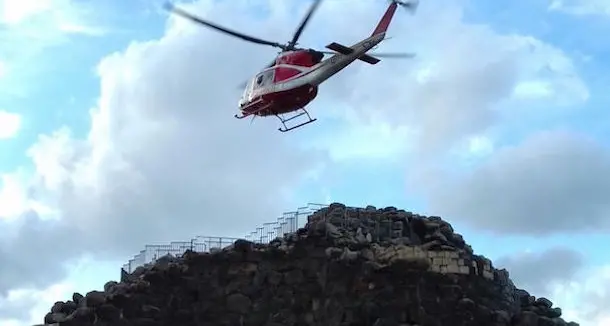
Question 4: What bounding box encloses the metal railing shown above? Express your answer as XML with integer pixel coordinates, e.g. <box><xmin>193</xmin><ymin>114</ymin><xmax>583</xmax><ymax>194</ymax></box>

<box><xmin>121</xmin><ymin>237</ymin><xmax>238</xmax><ymax>273</ymax></box>
<box><xmin>121</xmin><ymin>203</ymin><xmax>328</xmax><ymax>273</ymax></box>
<box><xmin>243</xmin><ymin>203</ymin><xmax>327</xmax><ymax>243</ymax></box>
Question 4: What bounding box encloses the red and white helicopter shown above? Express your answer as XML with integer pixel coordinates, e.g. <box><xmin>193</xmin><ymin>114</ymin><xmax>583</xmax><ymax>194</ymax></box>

<box><xmin>166</xmin><ymin>0</ymin><xmax>418</xmax><ymax>132</ymax></box>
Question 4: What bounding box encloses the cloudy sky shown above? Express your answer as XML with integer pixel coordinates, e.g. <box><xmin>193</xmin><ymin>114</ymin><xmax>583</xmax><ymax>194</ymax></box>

<box><xmin>1</xmin><ymin>0</ymin><xmax>609</xmax><ymax>325</ymax></box>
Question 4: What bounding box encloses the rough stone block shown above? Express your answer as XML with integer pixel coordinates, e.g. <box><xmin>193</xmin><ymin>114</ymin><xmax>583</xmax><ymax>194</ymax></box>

<box><xmin>483</xmin><ymin>271</ymin><xmax>494</xmax><ymax>280</ymax></box>
<box><xmin>446</xmin><ymin>264</ymin><xmax>460</xmax><ymax>274</ymax></box>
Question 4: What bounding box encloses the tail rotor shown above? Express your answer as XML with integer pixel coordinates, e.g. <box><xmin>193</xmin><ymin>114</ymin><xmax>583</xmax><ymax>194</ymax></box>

<box><xmin>392</xmin><ymin>0</ymin><xmax>419</xmax><ymax>14</ymax></box>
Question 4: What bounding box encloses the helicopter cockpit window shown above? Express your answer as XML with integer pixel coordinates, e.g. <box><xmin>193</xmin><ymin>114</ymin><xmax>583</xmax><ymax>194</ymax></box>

<box><xmin>253</xmin><ymin>69</ymin><xmax>275</xmax><ymax>89</ymax></box>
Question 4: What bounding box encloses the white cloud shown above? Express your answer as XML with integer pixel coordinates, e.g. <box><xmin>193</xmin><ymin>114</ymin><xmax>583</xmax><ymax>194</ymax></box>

<box><xmin>507</xmin><ymin>36</ymin><xmax>589</xmax><ymax>106</ymax></box>
<box><xmin>0</xmin><ymin>111</ymin><xmax>21</xmax><ymax>139</ymax></box>
<box><xmin>57</xmin><ymin>22</ymin><xmax>107</xmax><ymax>36</ymax></box>
<box><xmin>0</xmin><ymin>173</ymin><xmax>28</xmax><ymax>219</ymax></box>
<box><xmin>0</xmin><ymin>60</ymin><xmax>7</xmax><ymax>78</ymax></box>
<box><xmin>448</xmin><ymin>135</ymin><xmax>495</xmax><ymax>165</ymax></box>
<box><xmin>1</xmin><ymin>0</ymin><xmax>106</xmax><ymax>35</ymax></box>
<box><xmin>497</xmin><ymin>248</ymin><xmax>610</xmax><ymax>326</ymax></box>
<box><xmin>27</xmin><ymin>127</ymin><xmax>86</xmax><ymax>193</ymax></box>
<box><xmin>0</xmin><ymin>0</ymin><xmax>109</xmax><ymax>96</ymax></box>
<box><xmin>549</xmin><ymin>264</ymin><xmax>610</xmax><ymax>326</ymax></box>
<box><xmin>309</xmin><ymin>3</ymin><xmax>587</xmax><ymax>158</ymax></box>
<box><xmin>0</xmin><ymin>171</ymin><xmax>56</xmax><ymax>221</ymax></box>
<box><xmin>0</xmin><ymin>282</ymin><xmax>73</xmax><ymax>325</ymax></box>
<box><xmin>0</xmin><ymin>0</ymin><xmax>53</xmax><ymax>24</ymax></box>
<box><xmin>549</xmin><ymin>0</ymin><xmax>610</xmax><ymax>16</ymax></box>
<box><xmin>0</xmin><ymin>256</ymin><xmax>120</xmax><ymax>326</ymax></box>
<box><xmin>305</xmin><ymin>115</ymin><xmax>415</xmax><ymax>161</ymax></box>
<box><xmin>425</xmin><ymin>130</ymin><xmax>610</xmax><ymax>234</ymax></box>
<box><xmin>513</xmin><ymin>80</ymin><xmax>554</xmax><ymax>99</ymax></box>
<box><xmin>467</xmin><ymin>135</ymin><xmax>494</xmax><ymax>156</ymax></box>
<box><xmin>496</xmin><ymin>248</ymin><xmax>585</xmax><ymax>296</ymax></box>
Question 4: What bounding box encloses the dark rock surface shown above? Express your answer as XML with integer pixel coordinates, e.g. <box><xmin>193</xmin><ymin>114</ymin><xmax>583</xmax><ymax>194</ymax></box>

<box><xmin>37</xmin><ymin>203</ymin><xmax>580</xmax><ymax>326</ymax></box>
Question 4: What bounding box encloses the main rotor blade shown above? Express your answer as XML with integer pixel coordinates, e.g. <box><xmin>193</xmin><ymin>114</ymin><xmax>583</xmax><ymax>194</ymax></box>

<box><xmin>367</xmin><ymin>52</ymin><xmax>417</xmax><ymax>58</ymax></box>
<box><xmin>288</xmin><ymin>0</ymin><xmax>323</xmax><ymax>49</ymax></box>
<box><xmin>318</xmin><ymin>50</ymin><xmax>417</xmax><ymax>58</ymax></box>
<box><xmin>164</xmin><ymin>2</ymin><xmax>284</xmax><ymax>49</ymax></box>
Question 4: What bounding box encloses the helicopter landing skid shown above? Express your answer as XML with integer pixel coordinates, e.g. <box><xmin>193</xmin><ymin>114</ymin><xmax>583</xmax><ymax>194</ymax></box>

<box><xmin>276</xmin><ymin>108</ymin><xmax>317</xmax><ymax>132</ymax></box>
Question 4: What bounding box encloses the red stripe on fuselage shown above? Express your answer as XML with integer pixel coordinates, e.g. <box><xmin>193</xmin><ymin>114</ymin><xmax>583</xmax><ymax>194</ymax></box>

<box><xmin>242</xmin><ymin>84</ymin><xmax>318</xmax><ymax>116</ymax></box>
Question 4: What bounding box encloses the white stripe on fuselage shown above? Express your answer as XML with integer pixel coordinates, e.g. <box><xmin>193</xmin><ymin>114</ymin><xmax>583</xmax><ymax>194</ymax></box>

<box><xmin>245</xmin><ymin>33</ymin><xmax>386</xmax><ymax>101</ymax></box>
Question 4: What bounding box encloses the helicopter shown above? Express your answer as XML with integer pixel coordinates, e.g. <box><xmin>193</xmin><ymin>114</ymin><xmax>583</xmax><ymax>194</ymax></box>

<box><xmin>165</xmin><ymin>0</ymin><xmax>418</xmax><ymax>132</ymax></box>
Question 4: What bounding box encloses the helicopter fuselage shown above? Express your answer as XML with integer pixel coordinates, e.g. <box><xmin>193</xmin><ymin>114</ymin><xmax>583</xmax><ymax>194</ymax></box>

<box><xmin>238</xmin><ymin>32</ymin><xmax>386</xmax><ymax>117</ymax></box>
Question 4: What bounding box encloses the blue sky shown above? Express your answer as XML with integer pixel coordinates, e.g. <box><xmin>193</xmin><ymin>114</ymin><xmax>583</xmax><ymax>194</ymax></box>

<box><xmin>0</xmin><ymin>0</ymin><xmax>166</xmax><ymax>172</ymax></box>
<box><xmin>1</xmin><ymin>0</ymin><xmax>610</xmax><ymax>325</ymax></box>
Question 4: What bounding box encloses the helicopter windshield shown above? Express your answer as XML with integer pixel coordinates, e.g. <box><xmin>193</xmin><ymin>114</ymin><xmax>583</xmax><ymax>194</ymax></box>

<box><xmin>239</xmin><ymin>69</ymin><xmax>275</xmax><ymax>107</ymax></box>
<box><xmin>242</xmin><ymin>79</ymin><xmax>253</xmax><ymax>98</ymax></box>
<box><xmin>255</xmin><ymin>69</ymin><xmax>274</xmax><ymax>88</ymax></box>
<box><xmin>239</xmin><ymin>79</ymin><xmax>255</xmax><ymax>107</ymax></box>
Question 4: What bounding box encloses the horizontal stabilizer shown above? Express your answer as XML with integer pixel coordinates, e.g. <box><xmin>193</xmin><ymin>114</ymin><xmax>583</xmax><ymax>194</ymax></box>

<box><xmin>325</xmin><ymin>42</ymin><xmax>381</xmax><ymax>65</ymax></box>
<box><xmin>326</xmin><ymin>42</ymin><xmax>352</xmax><ymax>55</ymax></box>
<box><xmin>358</xmin><ymin>54</ymin><xmax>380</xmax><ymax>64</ymax></box>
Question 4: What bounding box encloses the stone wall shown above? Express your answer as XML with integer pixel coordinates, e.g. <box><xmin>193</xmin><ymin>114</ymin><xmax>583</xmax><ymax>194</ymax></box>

<box><xmin>307</xmin><ymin>204</ymin><xmax>503</xmax><ymax>281</ymax></box>
<box><xmin>38</xmin><ymin>203</ymin><xmax>579</xmax><ymax>326</ymax></box>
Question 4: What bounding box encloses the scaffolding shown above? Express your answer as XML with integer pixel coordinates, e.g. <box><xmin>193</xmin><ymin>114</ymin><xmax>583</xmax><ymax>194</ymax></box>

<box><xmin>121</xmin><ymin>203</ymin><xmax>327</xmax><ymax>273</ymax></box>
<box><xmin>120</xmin><ymin>238</ymin><xmax>236</xmax><ymax>272</ymax></box>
